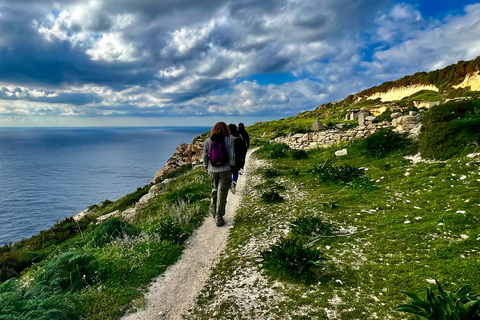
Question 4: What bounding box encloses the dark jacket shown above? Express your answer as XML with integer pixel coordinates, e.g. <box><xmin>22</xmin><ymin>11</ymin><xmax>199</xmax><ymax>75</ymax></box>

<box><xmin>238</xmin><ymin>128</ymin><xmax>250</xmax><ymax>149</ymax></box>
<box><xmin>231</xmin><ymin>132</ymin><xmax>247</xmax><ymax>169</ymax></box>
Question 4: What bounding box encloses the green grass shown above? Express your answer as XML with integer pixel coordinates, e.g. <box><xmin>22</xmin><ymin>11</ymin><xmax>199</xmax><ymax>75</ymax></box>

<box><xmin>187</xmin><ymin>139</ymin><xmax>480</xmax><ymax>319</ymax></box>
<box><xmin>0</xmin><ymin>167</ymin><xmax>211</xmax><ymax>320</ymax></box>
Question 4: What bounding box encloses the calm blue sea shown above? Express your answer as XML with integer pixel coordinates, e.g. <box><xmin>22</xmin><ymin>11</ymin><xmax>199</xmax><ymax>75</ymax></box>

<box><xmin>0</xmin><ymin>126</ymin><xmax>209</xmax><ymax>246</ymax></box>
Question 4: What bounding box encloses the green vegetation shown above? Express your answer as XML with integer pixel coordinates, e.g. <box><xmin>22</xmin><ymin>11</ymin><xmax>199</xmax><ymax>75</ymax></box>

<box><xmin>419</xmin><ymin>100</ymin><xmax>480</xmax><ymax>159</ymax></box>
<box><xmin>188</xmin><ymin>109</ymin><xmax>480</xmax><ymax>319</ymax></box>
<box><xmin>260</xmin><ymin>238</ymin><xmax>325</xmax><ymax>283</ymax></box>
<box><xmin>396</xmin><ymin>280</ymin><xmax>480</xmax><ymax>319</ymax></box>
<box><xmin>3</xmin><ymin>56</ymin><xmax>480</xmax><ymax>319</ymax></box>
<box><xmin>355</xmin><ymin>128</ymin><xmax>414</xmax><ymax>158</ymax></box>
<box><xmin>0</xmin><ymin>168</ymin><xmax>210</xmax><ymax>320</ymax></box>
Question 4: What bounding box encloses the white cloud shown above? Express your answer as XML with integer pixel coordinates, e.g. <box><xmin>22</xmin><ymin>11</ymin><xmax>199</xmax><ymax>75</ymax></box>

<box><xmin>371</xmin><ymin>3</ymin><xmax>480</xmax><ymax>75</ymax></box>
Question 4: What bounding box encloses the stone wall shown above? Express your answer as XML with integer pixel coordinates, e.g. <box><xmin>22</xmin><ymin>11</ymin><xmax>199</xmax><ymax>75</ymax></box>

<box><xmin>274</xmin><ymin>122</ymin><xmax>392</xmax><ymax>149</ymax></box>
<box><xmin>274</xmin><ymin>112</ymin><xmax>420</xmax><ymax>150</ymax></box>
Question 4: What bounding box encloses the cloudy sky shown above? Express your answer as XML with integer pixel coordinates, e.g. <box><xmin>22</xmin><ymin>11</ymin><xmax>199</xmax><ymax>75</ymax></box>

<box><xmin>0</xmin><ymin>0</ymin><xmax>479</xmax><ymax>127</ymax></box>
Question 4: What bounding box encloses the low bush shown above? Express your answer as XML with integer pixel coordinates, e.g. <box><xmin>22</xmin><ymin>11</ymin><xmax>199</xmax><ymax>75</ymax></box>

<box><xmin>35</xmin><ymin>251</ymin><xmax>99</xmax><ymax>292</ymax></box>
<box><xmin>312</xmin><ymin>160</ymin><xmax>366</xmax><ymax>183</ymax></box>
<box><xmin>257</xmin><ymin>143</ymin><xmax>290</xmax><ymax>159</ymax></box>
<box><xmin>153</xmin><ymin>216</ymin><xmax>190</xmax><ymax>244</ymax></box>
<box><xmin>289</xmin><ymin>149</ymin><xmax>308</xmax><ymax>160</ymax></box>
<box><xmin>84</xmin><ymin>218</ymin><xmax>140</xmax><ymax>248</ymax></box>
<box><xmin>260</xmin><ymin>190</ymin><xmax>284</xmax><ymax>203</ymax></box>
<box><xmin>289</xmin><ymin>168</ymin><xmax>301</xmax><ymax>176</ymax></box>
<box><xmin>263</xmin><ymin>168</ymin><xmax>282</xmax><ymax>178</ymax></box>
<box><xmin>419</xmin><ymin>101</ymin><xmax>480</xmax><ymax>159</ymax></box>
<box><xmin>290</xmin><ymin>216</ymin><xmax>334</xmax><ymax>243</ymax></box>
<box><xmin>260</xmin><ymin>238</ymin><xmax>325</xmax><ymax>282</ymax></box>
<box><xmin>357</xmin><ymin>128</ymin><xmax>412</xmax><ymax>158</ymax></box>
<box><xmin>396</xmin><ymin>279</ymin><xmax>480</xmax><ymax>319</ymax></box>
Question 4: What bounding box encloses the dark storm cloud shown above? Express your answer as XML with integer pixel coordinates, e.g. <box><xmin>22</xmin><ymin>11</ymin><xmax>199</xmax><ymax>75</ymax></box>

<box><xmin>0</xmin><ymin>0</ymin><xmax>479</xmax><ymax>124</ymax></box>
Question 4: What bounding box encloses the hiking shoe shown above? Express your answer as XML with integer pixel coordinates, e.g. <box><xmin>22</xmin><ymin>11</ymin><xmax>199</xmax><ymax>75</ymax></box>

<box><xmin>216</xmin><ymin>216</ymin><xmax>225</xmax><ymax>227</ymax></box>
<box><xmin>231</xmin><ymin>181</ymin><xmax>236</xmax><ymax>194</ymax></box>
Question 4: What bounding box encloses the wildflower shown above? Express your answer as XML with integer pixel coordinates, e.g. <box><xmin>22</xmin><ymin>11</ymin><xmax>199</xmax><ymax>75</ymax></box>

<box><xmin>460</xmin><ymin>175</ymin><xmax>466</xmax><ymax>180</ymax></box>
<box><xmin>404</xmin><ymin>220</ymin><xmax>411</xmax><ymax>224</ymax></box>
<box><xmin>457</xmin><ymin>210</ymin><xmax>466</xmax><ymax>214</ymax></box>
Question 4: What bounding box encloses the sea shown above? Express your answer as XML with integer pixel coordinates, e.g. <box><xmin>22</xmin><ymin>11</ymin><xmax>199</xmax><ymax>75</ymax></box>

<box><xmin>0</xmin><ymin>126</ymin><xmax>209</xmax><ymax>246</ymax></box>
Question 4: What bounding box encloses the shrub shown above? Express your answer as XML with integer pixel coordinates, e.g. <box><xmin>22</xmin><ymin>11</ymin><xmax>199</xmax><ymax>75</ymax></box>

<box><xmin>263</xmin><ymin>168</ymin><xmax>281</xmax><ymax>178</ymax></box>
<box><xmin>85</xmin><ymin>218</ymin><xmax>140</xmax><ymax>248</ymax></box>
<box><xmin>19</xmin><ymin>217</ymin><xmax>92</xmax><ymax>251</ymax></box>
<box><xmin>396</xmin><ymin>279</ymin><xmax>480</xmax><ymax>320</ymax></box>
<box><xmin>260</xmin><ymin>238</ymin><xmax>325</xmax><ymax>282</ymax></box>
<box><xmin>289</xmin><ymin>168</ymin><xmax>301</xmax><ymax>176</ymax></box>
<box><xmin>322</xmin><ymin>201</ymin><xmax>339</xmax><ymax>209</ymax></box>
<box><xmin>312</xmin><ymin>160</ymin><xmax>366</xmax><ymax>183</ymax></box>
<box><xmin>289</xmin><ymin>149</ymin><xmax>308</xmax><ymax>160</ymax></box>
<box><xmin>257</xmin><ymin>143</ymin><xmax>290</xmax><ymax>159</ymax></box>
<box><xmin>35</xmin><ymin>251</ymin><xmax>99</xmax><ymax>292</ymax></box>
<box><xmin>0</xmin><ymin>279</ymin><xmax>79</xmax><ymax>320</ymax></box>
<box><xmin>347</xmin><ymin>177</ymin><xmax>377</xmax><ymax>191</ymax></box>
<box><xmin>260</xmin><ymin>190</ymin><xmax>284</xmax><ymax>203</ymax></box>
<box><xmin>419</xmin><ymin>101</ymin><xmax>480</xmax><ymax>159</ymax></box>
<box><xmin>154</xmin><ymin>217</ymin><xmax>189</xmax><ymax>244</ymax></box>
<box><xmin>358</xmin><ymin>128</ymin><xmax>411</xmax><ymax>158</ymax></box>
<box><xmin>290</xmin><ymin>216</ymin><xmax>334</xmax><ymax>243</ymax></box>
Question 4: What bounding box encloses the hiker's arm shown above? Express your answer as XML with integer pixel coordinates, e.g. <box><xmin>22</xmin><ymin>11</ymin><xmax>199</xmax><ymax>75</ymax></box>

<box><xmin>228</xmin><ymin>138</ymin><xmax>235</xmax><ymax>167</ymax></box>
<box><xmin>203</xmin><ymin>140</ymin><xmax>209</xmax><ymax>170</ymax></box>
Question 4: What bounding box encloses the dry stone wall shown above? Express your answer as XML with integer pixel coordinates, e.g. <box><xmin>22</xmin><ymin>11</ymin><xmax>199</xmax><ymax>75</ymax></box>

<box><xmin>274</xmin><ymin>113</ymin><xmax>420</xmax><ymax>150</ymax></box>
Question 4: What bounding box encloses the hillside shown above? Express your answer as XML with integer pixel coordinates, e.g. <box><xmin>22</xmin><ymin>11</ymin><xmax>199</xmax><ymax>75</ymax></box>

<box><xmin>1</xmin><ymin>58</ymin><xmax>480</xmax><ymax>320</ymax></box>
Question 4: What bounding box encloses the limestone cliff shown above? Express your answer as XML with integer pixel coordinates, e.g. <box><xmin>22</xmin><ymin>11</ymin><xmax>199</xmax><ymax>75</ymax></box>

<box><xmin>153</xmin><ymin>134</ymin><xmax>204</xmax><ymax>183</ymax></box>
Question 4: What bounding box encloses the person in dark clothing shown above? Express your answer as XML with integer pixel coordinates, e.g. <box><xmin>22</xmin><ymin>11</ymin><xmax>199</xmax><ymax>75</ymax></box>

<box><xmin>237</xmin><ymin>123</ymin><xmax>250</xmax><ymax>174</ymax></box>
<box><xmin>228</xmin><ymin>123</ymin><xmax>247</xmax><ymax>194</ymax></box>
<box><xmin>203</xmin><ymin>122</ymin><xmax>235</xmax><ymax>227</ymax></box>
<box><xmin>238</xmin><ymin>123</ymin><xmax>250</xmax><ymax>150</ymax></box>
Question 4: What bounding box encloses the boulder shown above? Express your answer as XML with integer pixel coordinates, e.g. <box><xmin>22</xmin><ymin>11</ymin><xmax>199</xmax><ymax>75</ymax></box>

<box><xmin>335</xmin><ymin>148</ymin><xmax>348</xmax><ymax>156</ymax></box>
<box><xmin>311</xmin><ymin>119</ymin><xmax>323</xmax><ymax>131</ymax></box>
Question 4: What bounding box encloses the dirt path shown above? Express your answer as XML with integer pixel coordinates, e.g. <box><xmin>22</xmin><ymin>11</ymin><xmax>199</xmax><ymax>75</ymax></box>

<box><xmin>121</xmin><ymin>149</ymin><xmax>255</xmax><ymax>320</ymax></box>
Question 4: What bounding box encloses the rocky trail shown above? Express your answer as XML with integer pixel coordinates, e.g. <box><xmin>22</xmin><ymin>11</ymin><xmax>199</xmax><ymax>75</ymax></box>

<box><xmin>122</xmin><ymin>149</ymin><xmax>255</xmax><ymax>320</ymax></box>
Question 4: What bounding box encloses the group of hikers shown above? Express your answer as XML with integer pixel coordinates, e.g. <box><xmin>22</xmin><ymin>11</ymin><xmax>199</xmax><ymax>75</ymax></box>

<box><xmin>202</xmin><ymin>122</ymin><xmax>250</xmax><ymax>227</ymax></box>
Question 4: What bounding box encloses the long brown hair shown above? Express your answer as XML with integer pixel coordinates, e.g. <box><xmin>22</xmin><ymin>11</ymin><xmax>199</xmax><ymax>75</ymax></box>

<box><xmin>210</xmin><ymin>122</ymin><xmax>230</xmax><ymax>138</ymax></box>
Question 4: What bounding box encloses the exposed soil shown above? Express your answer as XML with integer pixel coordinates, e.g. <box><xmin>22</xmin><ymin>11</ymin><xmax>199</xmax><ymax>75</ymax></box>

<box><xmin>121</xmin><ymin>149</ymin><xmax>256</xmax><ymax>320</ymax></box>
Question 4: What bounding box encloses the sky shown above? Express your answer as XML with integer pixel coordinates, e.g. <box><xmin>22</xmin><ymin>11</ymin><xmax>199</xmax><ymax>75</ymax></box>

<box><xmin>0</xmin><ymin>0</ymin><xmax>479</xmax><ymax>127</ymax></box>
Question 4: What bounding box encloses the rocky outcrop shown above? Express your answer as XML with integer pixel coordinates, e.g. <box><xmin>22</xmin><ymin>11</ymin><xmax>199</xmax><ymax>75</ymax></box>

<box><xmin>153</xmin><ymin>135</ymin><xmax>204</xmax><ymax>183</ymax></box>
<box><xmin>363</xmin><ymin>85</ymin><xmax>439</xmax><ymax>102</ymax></box>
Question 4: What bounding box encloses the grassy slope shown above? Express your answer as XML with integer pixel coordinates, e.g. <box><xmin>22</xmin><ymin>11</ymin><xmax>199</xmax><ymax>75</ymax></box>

<box><xmin>188</xmin><ymin>141</ymin><xmax>480</xmax><ymax>319</ymax></box>
<box><xmin>0</xmin><ymin>168</ymin><xmax>211</xmax><ymax>320</ymax></box>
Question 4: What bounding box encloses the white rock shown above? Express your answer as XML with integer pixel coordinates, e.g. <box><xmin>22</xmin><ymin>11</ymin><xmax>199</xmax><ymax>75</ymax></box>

<box><xmin>335</xmin><ymin>148</ymin><xmax>348</xmax><ymax>157</ymax></box>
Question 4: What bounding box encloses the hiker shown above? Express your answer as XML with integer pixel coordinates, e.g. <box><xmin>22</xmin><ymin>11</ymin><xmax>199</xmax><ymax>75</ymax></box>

<box><xmin>203</xmin><ymin>122</ymin><xmax>235</xmax><ymax>227</ymax></box>
<box><xmin>237</xmin><ymin>123</ymin><xmax>250</xmax><ymax>174</ymax></box>
<box><xmin>228</xmin><ymin>123</ymin><xmax>247</xmax><ymax>194</ymax></box>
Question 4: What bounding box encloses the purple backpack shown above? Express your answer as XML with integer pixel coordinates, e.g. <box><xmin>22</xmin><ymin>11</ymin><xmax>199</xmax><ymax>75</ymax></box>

<box><xmin>209</xmin><ymin>139</ymin><xmax>228</xmax><ymax>166</ymax></box>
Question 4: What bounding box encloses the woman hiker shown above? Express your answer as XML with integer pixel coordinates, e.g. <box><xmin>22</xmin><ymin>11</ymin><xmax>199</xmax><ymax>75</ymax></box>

<box><xmin>228</xmin><ymin>123</ymin><xmax>247</xmax><ymax>194</ymax></box>
<box><xmin>203</xmin><ymin>122</ymin><xmax>235</xmax><ymax>227</ymax></box>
